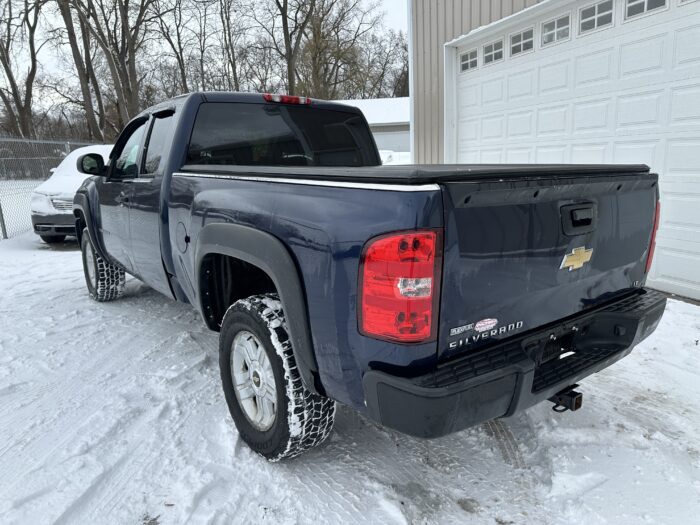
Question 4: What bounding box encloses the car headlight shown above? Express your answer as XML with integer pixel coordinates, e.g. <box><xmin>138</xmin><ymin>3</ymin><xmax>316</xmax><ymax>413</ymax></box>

<box><xmin>30</xmin><ymin>192</ymin><xmax>54</xmax><ymax>215</ymax></box>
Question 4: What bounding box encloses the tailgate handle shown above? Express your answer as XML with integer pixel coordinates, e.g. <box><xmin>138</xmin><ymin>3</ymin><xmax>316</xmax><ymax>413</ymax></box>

<box><xmin>572</xmin><ymin>207</ymin><xmax>593</xmax><ymax>226</ymax></box>
<box><xmin>561</xmin><ymin>203</ymin><xmax>597</xmax><ymax>236</ymax></box>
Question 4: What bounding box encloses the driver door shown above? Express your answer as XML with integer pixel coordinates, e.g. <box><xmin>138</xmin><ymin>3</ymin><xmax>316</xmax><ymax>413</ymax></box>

<box><xmin>95</xmin><ymin>118</ymin><xmax>147</xmax><ymax>272</ymax></box>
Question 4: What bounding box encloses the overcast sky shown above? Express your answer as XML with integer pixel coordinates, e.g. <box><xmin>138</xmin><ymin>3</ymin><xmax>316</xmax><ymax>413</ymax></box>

<box><xmin>381</xmin><ymin>0</ymin><xmax>408</xmax><ymax>32</ymax></box>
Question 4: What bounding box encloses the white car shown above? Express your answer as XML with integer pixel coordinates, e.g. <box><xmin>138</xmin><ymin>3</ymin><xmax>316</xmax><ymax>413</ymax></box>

<box><xmin>30</xmin><ymin>144</ymin><xmax>113</xmax><ymax>243</ymax></box>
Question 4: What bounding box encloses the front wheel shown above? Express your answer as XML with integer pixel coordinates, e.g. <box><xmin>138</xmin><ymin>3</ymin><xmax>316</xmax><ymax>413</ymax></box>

<box><xmin>219</xmin><ymin>294</ymin><xmax>335</xmax><ymax>460</ymax></box>
<box><xmin>80</xmin><ymin>228</ymin><xmax>125</xmax><ymax>302</ymax></box>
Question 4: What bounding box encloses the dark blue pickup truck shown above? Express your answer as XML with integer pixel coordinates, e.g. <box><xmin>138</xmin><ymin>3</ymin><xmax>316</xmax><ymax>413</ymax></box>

<box><xmin>73</xmin><ymin>92</ymin><xmax>666</xmax><ymax>460</ymax></box>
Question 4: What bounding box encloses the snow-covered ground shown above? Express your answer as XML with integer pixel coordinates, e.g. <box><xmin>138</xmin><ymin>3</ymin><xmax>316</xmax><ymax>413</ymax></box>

<box><xmin>1</xmin><ymin>233</ymin><xmax>699</xmax><ymax>525</ymax></box>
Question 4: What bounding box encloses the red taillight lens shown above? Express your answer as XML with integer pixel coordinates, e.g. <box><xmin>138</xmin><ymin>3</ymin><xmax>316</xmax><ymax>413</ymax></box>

<box><xmin>262</xmin><ymin>93</ymin><xmax>312</xmax><ymax>105</ymax></box>
<box><xmin>645</xmin><ymin>200</ymin><xmax>660</xmax><ymax>274</ymax></box>
<box><xmin>359</xmin><ymin>230</ymin><xmax>443</xmax><ymax>343</ymax></box>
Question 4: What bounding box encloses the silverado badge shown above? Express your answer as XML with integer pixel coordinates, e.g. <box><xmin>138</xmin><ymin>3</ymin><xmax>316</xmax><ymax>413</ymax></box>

<box><xmin>560</xmin><ymin>246</ymin><xmax>593</xmax><ymax>271</ymax></box>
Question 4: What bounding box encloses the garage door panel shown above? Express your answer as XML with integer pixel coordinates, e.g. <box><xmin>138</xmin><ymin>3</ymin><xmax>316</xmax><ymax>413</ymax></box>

<box><xmin>452</xmin><ymin>0</ymin><xmax>700</xmax><ymax>299</ymax></box>
<box><xmin>482</xmin><ymin>78</ymin><xmax>505</xmax><ymax>105</ymax></box>
<box><xmin>613</xmin><ymin>140</ymin><xmax>660</xmax><ymax>167</ymax></box>
<box><xmin>507</xmin><ymin>70</ymin><xmax>536</xmax><ymax>100</ymax></box>
<box><xmin>571</xmin><ymin>143</ymin><xmax>608</xmax><ymax>163</ymax></box>
<box><xmin>459</xmin><ymin>118</ymin><xmax>480</xmax><ymax>141</ymax></box>
<box><xmin>535</xmin><ymin>145</ymin><xmax>567</xmax><ymax>163</ymax></box>
<box><xmin>482</xmin><ymin>115</ymin><xmax>505</xmax><ymax>141</ymax></box>
<box><xmin>651</xmin><ymin>242</ymin><xmax>700</xmax><ymax>293</ymax></box>
<box><xmin>666</xmin><ymin>138</ymin><xmax>700</xmax><ymax>174</ymax></box>
<box><xmin>458</xmin><ymin>84</ymin><xmax>480</xmax><ymax>109</ymax></box>
<box><xmin>537</xmin><ymin>105</ymin><xmax>569</xmax><ymax>136</ymax></box>
<box><xmin>670</xmin><ymin>84</ymin><xmax>700</xmax><ymax>126</ymax></box>
<box><xmin>575</xmin><ymin>48</ymin><xmax>614</xmax><ymax>86</ymax></box>
<box><xmin>674</xmin><ymin>23</ymin><xmax>700</xmax><ymax>67</ymax></box>
<box><xmin>573</xmin><ymin>99</ymin><xmax>611</xmax><ymax>133</ymax></box>
<box><xmin>616</xmin><ymin>91</ymin><xmax>664</xmax><ymax>129</ymax></box>
<box><xmin>480</xmin><ymin>148</ymin><xmax>504</xmax><ymax>163</ymax></box>
<box><xmin>458</xmin><ymin>150</ymin><xmax>480</xmax><ymax>163</ymax></box>
<box><xmin>619</xmin><ymin>34</ymin><xmax>667</xmax><ymax>78</ymax></box>
<box><xmin>507</xmin><ymin>111</ymin><xmax>534</xmax><ymax>138</ymax></box>
<box><xmin>539</xmin><ymin>60</ymin><xmax>569</xmax><ymax>94</ymax></box>
<box><xmin>506</xmin><ymin>148</ymin><xmax>532</xmax><ymax>163</ymax></box>
<box><xmin>660</xmin><ymin>194</ymin><xmax>700</xmax><ymax>235</ymax></box>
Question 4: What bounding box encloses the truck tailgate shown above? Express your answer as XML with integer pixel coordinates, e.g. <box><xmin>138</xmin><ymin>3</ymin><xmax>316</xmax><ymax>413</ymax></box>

<box><xmin>438</xmin><ymin>169</ymin><xmax>658</xmax><ymax>360</ymax></box>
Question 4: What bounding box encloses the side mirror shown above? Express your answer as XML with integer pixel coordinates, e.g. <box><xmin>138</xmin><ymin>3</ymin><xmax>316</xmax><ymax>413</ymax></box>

<box><xmin>77</xmin><ymin>153</ymin><xmax>106</xmax><ymax>176</ymax></box>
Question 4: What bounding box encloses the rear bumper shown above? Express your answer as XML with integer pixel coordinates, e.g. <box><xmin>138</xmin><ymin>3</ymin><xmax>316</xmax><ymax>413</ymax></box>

<box><xmin>31</xmin><ymin>213</ymin><xmax>76</xmax><ymax>236</ymax></box>
<box><xmin>362</xmin><ymin>288</ymin><xmax>667</xmax><ymax>438</ymax></box>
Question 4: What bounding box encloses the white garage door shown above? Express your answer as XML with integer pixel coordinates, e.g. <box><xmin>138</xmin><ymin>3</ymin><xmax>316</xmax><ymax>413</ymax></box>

<box><xmin>445</xmin><ymin>0</ymin><xmax>700</xmax><ymax>300</ymax></box>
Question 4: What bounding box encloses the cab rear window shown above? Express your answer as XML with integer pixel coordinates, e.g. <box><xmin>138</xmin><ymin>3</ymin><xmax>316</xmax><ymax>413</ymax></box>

<box><xmin>185</xmin><ymin>102</ymin><xmax>378</xmax><ymax>167</ymax></box>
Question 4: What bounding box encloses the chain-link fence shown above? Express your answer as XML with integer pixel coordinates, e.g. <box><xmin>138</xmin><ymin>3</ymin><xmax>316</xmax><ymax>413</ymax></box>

<box><xmin>0</xmin><ymin>137</ymin><xmax>94</xmax><ymax>239</ymax></box>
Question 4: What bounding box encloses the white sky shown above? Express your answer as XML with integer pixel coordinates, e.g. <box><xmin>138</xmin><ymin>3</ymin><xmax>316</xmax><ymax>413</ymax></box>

<box><xmin>381</xmin><ymin>0</ymin><xmax>408</xmax><ymax>32</ymax></box>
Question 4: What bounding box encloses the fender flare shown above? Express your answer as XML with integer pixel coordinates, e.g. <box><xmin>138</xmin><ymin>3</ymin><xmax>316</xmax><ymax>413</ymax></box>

<box><xmin>194</xmin><ymin>223</ymin><xmax>321</xmax><ymax>395</ymax></box>
<box><xmin>73</xmin><ymin>191</ymin><xmax>112</xmax><ymax>263</ymax></box>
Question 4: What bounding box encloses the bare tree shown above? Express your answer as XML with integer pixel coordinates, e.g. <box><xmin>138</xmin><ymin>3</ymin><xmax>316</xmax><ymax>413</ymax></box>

<box><xmin>188</xmin><ymin>0</ymin><xmax>217</xmax><ymax>91</ymax></box>
<box><xmin>153</xmin><ymin>0</ymin><xmax>190</xmax><ymax>94</ymax></box>
<box><xmin>71</xmin><ymin>0</ymin><xmax>158</xmax><ymax>128</ymax></box>
<box><xmin>0</xmin><ymin>0</ymin><xmax>410</xmax><ymax>140</ymax></box>
<box><xmin>350</xmin><ymin>29</ymin><xmax>407</xmax><ymax>99</ymax></box>
<box><xmin>55</xmin><ymin>0</ymin><xmax>104</xmax><ymax>140</ymax></box>
<box><xmin>254</xmin><ymin>0</ymin><xmax>316</xmax><ymax>95</ymax></box>
<box><xmin>0</xmin><ymin>0</ymin><xmax>46</xmax><ymax>137</ymax></box>
<box><xmin>218</xmin><ymin>0</ymin><xmax>248</xmax><ymax>91</ymax></box>
<box><xmin>296</xmin><ymin>0</ymin><xmax>379</xmax><ymax>99</ymax></box>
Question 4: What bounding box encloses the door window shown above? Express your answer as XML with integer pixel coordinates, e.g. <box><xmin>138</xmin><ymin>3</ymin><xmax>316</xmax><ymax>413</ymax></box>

<box><xmin>142</xmin><ymin>114</ymin><xmax>174</xmax><ymax>176</ymax></box>
<box><xmin>113</xmin><ymin>121</ymin><xmax>147</xmax><ymax>179</ymax></box>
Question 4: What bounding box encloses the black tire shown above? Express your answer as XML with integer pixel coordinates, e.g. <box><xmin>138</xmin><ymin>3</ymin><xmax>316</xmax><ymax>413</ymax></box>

<box><xmin>219</xmin><ymin>293</ymin><xmax>335</xmax><ymax>460</ymax></box>
<box><xmin>80</xmin><ymin>228</ymin><xmax>125</xmax><ymax>302</ymax></box>
<box><xmin>40</xmin><ymin>234</ymin><xmax>65</xmax><ymax>244</ymax></box>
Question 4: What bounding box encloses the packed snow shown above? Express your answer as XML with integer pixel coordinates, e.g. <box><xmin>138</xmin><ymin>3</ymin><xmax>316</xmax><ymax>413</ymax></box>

<box><xmin>1</xmin><ymin>233</ymin><xmax>699</xmax><ymax>524</ymax></box>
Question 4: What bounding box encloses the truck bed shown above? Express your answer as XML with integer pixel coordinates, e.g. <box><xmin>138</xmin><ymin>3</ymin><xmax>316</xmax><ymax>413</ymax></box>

<box><xmin>180</xmin><ymin>163</ymin><xmax>652</xmax><ymax>185</ymax></box>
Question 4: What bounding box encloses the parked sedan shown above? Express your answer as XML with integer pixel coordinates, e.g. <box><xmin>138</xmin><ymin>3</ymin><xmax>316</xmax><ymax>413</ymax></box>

<box><xmin>30</xmin><ymin>145</ymin><xmax>113</xmax><ymax>243</ymax></box>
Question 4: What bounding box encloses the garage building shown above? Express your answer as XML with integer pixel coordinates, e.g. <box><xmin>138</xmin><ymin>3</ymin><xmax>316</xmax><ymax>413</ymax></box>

<box><xmin>410</xmin><ymin>0</ymin><xmax>700</xmax><ymax>300</ymax></box>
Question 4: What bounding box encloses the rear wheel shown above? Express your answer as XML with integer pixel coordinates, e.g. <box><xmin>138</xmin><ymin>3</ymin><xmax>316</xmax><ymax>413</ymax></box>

<box><xmin>80</xmin><ymin>228</ymin><xmax>125</xmax><ymax>302</ymax></box>
<box><xmin>219</xmin><ymin>294</ymin><xmax>335</xmax><ymax>460</ymax></box>
<box><xmin>40</xmin><ymin>234</ymin><xmax>65</xmax><ymax>244</ymax></box>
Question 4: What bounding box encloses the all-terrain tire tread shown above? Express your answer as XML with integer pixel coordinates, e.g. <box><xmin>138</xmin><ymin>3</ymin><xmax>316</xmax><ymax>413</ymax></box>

<box><xmin>222</xmin><ymin>293</ymin><xmax>335</xmax><ymax>460</ymax></box>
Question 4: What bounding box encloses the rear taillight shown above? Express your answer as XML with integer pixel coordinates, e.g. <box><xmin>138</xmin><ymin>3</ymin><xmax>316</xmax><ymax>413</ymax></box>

<box><xmin>359</xmin><ymin>230</ymin><xmax>443</xmax><ymax>343</ymax></box>
<box><xmin>645</xmin><ymin>200</ymin><xmax>660</xmax><ymax>274</ymax></box>
<box><xmin>263</xmin><ymin>93</ymin><xmax>312</xmax><ymax>105</ymax></box>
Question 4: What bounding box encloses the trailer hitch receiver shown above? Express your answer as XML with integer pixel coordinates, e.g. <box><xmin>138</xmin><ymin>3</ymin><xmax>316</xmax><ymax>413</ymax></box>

<box><xmin>549</xmin><ymin>385</ymin><xmax>583</xmax><ymax>413</ymax></box>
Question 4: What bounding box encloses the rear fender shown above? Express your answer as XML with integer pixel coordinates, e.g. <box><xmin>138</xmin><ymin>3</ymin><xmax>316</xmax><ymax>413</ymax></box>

<box><xmin>194</xmin><ymin>223</ymin><xmax>321</xmax><ymax>395</ymax></box>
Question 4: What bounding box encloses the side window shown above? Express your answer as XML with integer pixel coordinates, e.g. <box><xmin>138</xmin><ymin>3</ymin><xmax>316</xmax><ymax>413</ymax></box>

<box><xmin>113</xmin><ymin>121</ymin><xmax>147</xmax><ymax>179</ymax></box>
<box><xmin>625</xmin><ymin>0</ymin><xmax>666</xmax><ymax>18</ymax></box>
<box><xmin>460</xmin><ymin>49</ymin><xmax>478</xmax><ymax>72</ymax></box>
<box><xmin>483</xmin><ymin>39</ymin><xmax>504</xmax><ymax>65</ymax></box>
<box><xmin>580</xmin><ymin>1</ymin><xmax>614</xmax><ymax>33</ymax></box>
<box><xmin>510</xmin><ymin>28</ymin><xmax>534</xmax><ymax>56</ymax></box>
<box><xmin>142</xmin><ymin>114</ymin><xmax>174</xmax><ymax>176</ymax></box>
<box><xmin>542</xmin><ymin>14</ymin><xmax>570</xmax><ymax>46</ymax></box>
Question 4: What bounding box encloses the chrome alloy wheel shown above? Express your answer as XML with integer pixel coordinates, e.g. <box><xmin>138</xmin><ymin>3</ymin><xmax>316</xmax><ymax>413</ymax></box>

<box><xmin>231</xmin><ymin>330</ymin><xmax>277</xmax><ymax>431</ymax></box>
